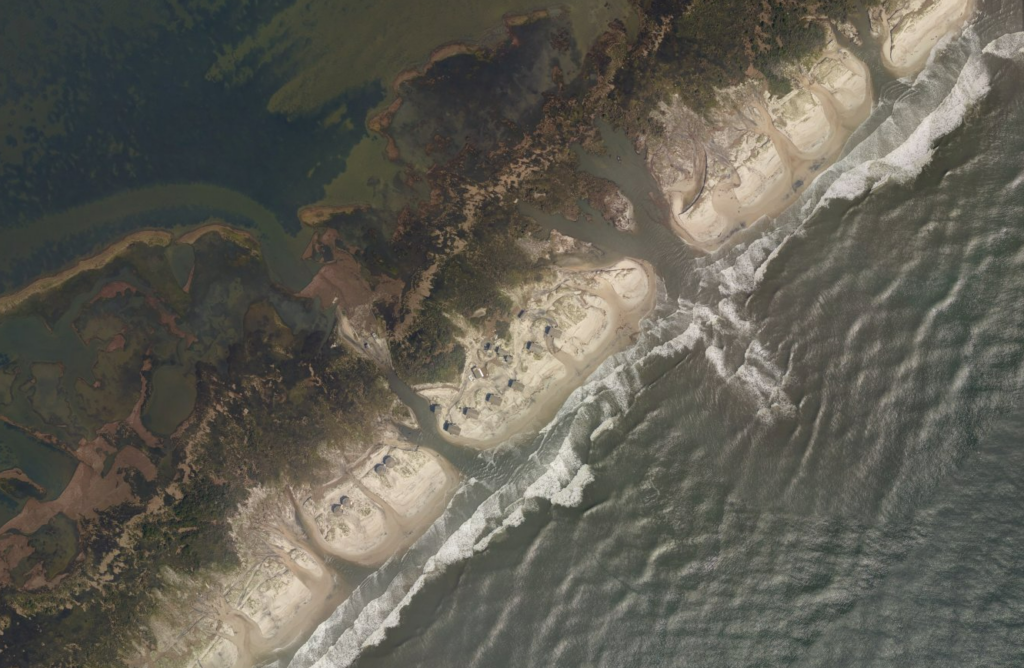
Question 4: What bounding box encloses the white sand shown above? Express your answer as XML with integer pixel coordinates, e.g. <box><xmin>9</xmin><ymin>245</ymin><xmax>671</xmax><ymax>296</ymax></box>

<box><xmin>295</xmin><ymin>445</ymin><xmax>460</xmax><ymax>566</ymax></box>
<box><xmin>656</xmin><ymin>0</ymin><xmax>973</xmax><ymax>251</ymax></box>
<box><xmin>123</xmin><ymin>6</ymin><xmax>987</xmax><ymax>663</ymax></box>
<box><xmin>145</xmin><ymin>516</ymin><xmax>339</xmax><ymax>668</ymax></box>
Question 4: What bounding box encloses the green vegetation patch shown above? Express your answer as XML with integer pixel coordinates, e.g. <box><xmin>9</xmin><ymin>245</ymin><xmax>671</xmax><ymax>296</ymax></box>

<box><xmin>392</xmin><ymin>301</ymin><xmax>468</xmax><ymax>385</ymax></box>
<box><xmin>613</xmin><ymin>0</ymin><xmax>865</xmax><ymax>124</ymax></box>
<box><xmin>432</xmin><ymin>209</ymin><xmax>535</xmax><ymax>317</ymax></box>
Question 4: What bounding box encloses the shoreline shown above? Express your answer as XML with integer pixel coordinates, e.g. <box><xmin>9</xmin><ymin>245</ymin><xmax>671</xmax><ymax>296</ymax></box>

<box><xmin>0</xmin><ymin>221</ymin><xmax>260</xmax><ymax>319</ymax></box>
<box><xmin>174</xmin><ymin>257</ymin><xmax>658</xmax><ymax>666</ymax></box>
<box><xmin>654</xmin><ymin>38</ymin><xmax>874</xmax><ymax>251</ymax></box>
<box><xmin>875</xmin><ymin>0</ymin><xmax>976</xmax><ymax>77</ymax></box>
<box><xmin>0</xmin><ymin>230</ymin><xmax>173</xmax><ymax>318</ymax></box>
<box><xmin>0</xmin><ymin>0</ymin><xmax>983</xmax><ymax>664</ymax></box>
<box><xmin>149</xmin><ymin>437</ymin><xmax>461</xmax><ymax>668</ymax></box>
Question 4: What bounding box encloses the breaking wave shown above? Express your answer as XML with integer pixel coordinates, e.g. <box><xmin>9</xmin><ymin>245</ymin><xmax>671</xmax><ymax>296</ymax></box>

<box><xmin>286</xmin><ymin>17</ymin><xmax>1024</xmax><ymax>668</ymax></box>
<box><xmin>813</xmin><ymin>29</ymin><xmax>1024</xmax><ymax>214</ymax></box>
<box><xmin>287</xmin><ymin>286</ymin><xmax>698</xmax><ymax>668</ymax></box>
<box><xmin>704</xmin><ymin>21</ymin><xmax>1024</xmax><ymax>299</ymax></box>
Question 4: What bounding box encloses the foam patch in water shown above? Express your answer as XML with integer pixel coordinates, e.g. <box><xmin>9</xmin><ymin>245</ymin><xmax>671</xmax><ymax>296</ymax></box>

<box><xmin>551</xmin><ymin>465</ymin><xmax>595</xmax><ymax>507</ymax></box>
<box><xmin>590</xmin><ymin>417</ymin><xmax>618</xmax><ymax>442</ymax></box>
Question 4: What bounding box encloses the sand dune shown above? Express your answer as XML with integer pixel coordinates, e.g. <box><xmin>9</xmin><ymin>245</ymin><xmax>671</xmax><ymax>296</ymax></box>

<box><xmin>650</xmin><ymin>35</ymin><xmax>873</xmax><ymax>250</ymax></box>
<box><xmin>142</xmin><ymin>439</ymin><xmax>458</xmax><ymax>668</ymax></box>
<box><xmin>652</xmin><ymin>0</ymin><xmax>973</xmax><ymax>251</ymax></box>
<box><xmin>419</xmin><ymin>258</ymin><xmax>655</xmax><ymax>448</ymax></box>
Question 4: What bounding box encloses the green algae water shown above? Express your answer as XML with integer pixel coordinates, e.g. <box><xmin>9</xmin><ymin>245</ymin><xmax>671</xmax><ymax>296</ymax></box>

<box><xmin>288</xmin><ymin>2</ymin><xmax>1024</xmax><ymax>666</ymax></box>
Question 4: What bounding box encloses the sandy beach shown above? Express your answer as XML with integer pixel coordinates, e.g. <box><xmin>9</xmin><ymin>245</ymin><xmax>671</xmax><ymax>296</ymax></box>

<box><xmin>141</xmin><ymin>433</ymin><xmax>459</xmax><ymax>668</ymax></box>
<box><xmin>875</xmin><ymin>0</ymin><xmax>975</xmax><ymax>77</ymax></box>
<box><xmin>294</xmin><ymin>445</ymin><xmax>460</xmax><ymax>566</ymax></box>
<box><xmin>417</xmin><ymin>258</ymin><xmax>656</xmax><ymax>449</ymax></box>
<box><xmin>650</xmin><ymin>33</ymin><xmax>873</xmax><ymax>251</ymax></box>
<box><xmin>650</xmin><ymin>0</ymin><xmax>973</xmax><ymax>252</ymax></box>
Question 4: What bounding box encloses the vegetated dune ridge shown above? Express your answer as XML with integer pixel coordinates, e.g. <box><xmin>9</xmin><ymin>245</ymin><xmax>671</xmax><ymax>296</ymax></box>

<box><xmin>154</xmin><ymin>244</ymin><xmax>653</xmax><ymax>668</ymax></box>
<box><xmin>648</xmin><ymin>0</ymin><xmax>975</xmax><ymax>251</ymax></box>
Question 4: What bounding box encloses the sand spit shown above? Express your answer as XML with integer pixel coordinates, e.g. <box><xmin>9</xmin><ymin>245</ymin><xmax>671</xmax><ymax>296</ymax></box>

<box><xmin>143</xmin><ymin>434</ymin><xmax>458</xmax><ymax>668</ymax></box>
<box><xmin>297</xmin><ymin>204</ymin><xmax>368</xmax><ymax>226</ymax></box>
<box><xmin>0</xmin><ymin>231</ymin><xmax>173</xmax><ymax>317</ymax></box>
<box><xmin>873</xmin><ymin>0</ymin><xmax>975</xmax><ymax>77</ymax></box>
<box><xmin>418</xmin><ymin>258</ymin><xmax>655</xmax><ymax>448</ymax></box>
<box><xmin>0</xmin><ymin>221</ymin><xmax>258</xmax><ymax>319</ymax></box>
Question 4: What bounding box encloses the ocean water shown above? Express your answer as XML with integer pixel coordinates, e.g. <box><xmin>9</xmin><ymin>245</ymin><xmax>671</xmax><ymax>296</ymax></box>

<box><xmin>288</xmin><ymin>2</ymin><xmax>1024</xmax><ymax>666</ymax></box>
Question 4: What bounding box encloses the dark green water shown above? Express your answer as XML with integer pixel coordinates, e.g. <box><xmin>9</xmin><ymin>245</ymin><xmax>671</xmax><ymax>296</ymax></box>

<box><xmin>0</xmin><ymin>423</ymin><xmax>77</xmax><ymax>524</ymax></box>
<box><xmin>289</xmin><ymin>3</ymin><xmax>1024</xmax><ymax>666</ymax></box>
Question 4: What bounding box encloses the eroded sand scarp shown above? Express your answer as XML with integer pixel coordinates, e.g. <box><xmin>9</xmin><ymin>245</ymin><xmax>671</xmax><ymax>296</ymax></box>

<box><xmin>419</xmin><ymin>258</ymin><xmax>655</xmax><ymax>448</ymax></box>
